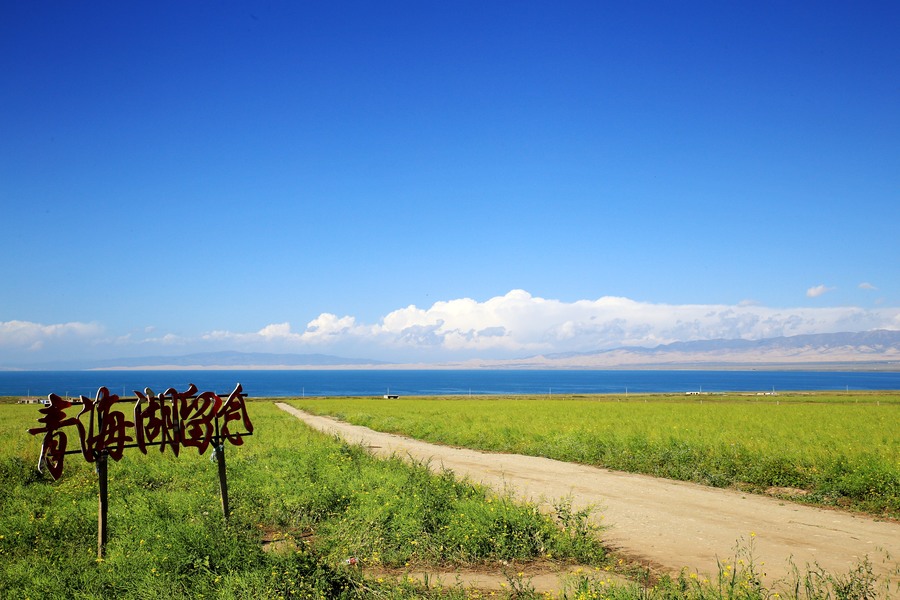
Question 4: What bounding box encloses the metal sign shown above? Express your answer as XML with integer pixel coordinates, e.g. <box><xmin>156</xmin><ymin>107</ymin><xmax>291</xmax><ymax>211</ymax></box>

<box><xmin>29</xmin><ymin>382</ymin><xmax>253</xmax><ymax>557</ymax></box>
<box><xmin>29</xmin><ymin>382</ymin><xmax>252</xmax><ymax>479</ymax></box>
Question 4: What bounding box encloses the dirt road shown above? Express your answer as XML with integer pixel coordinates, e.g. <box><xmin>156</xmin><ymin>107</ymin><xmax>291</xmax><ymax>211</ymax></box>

<box><xmin>276</xmin><ymin>403</ymin><xmax>899</xmax><ymax>583</ymax></box>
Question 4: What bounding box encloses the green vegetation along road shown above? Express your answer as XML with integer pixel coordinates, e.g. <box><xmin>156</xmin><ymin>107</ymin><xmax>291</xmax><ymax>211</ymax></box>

<box><xmin>277</xmin><ymin>403</ymin><xmax>900</xmax><ymax>587</ymax></box>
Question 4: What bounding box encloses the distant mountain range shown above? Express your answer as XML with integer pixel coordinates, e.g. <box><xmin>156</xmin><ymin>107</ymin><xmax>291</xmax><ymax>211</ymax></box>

<box><xmin>10</xmin><ymin>330</ymin><xmax>900</xmax><ymax>370</ymax></box>
<box><xmin>509</xmin><ymin>329</ymin><xmax>900</xmax><ymax>369</ymax></box>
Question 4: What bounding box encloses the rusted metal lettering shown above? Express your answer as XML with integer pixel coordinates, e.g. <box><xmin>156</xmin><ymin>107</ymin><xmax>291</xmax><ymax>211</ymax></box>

<box><xmin>29</xmin><ymin>383</ymin><xmax>252</xmax><ymax>480</ymax></box>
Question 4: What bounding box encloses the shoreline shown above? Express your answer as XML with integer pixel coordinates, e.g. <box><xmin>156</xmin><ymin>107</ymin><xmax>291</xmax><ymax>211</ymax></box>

<box><xmin>0</xmin><ymin>360</ymin><xmax>891</xmax><ymax>372</ymax></box>
<box><xmin>93</xmin><ymin>361</ymin><xmax>900</xmax><ymax>372</ymax></box>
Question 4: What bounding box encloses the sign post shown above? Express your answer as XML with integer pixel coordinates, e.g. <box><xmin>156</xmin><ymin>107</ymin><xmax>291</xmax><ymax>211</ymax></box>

<box><xmin>97</xmin><ymin>450</ymin><xmax>108</xmax><ymax>558</ymax></box>
<box><xmin>29</xmin><ymin>382</ymin><xmax>253</xmax><ymax>559</ymax></box>
<box><xmin>215</xmin><ymin>442</ymin><xmax>230</xmax><ymax>520</ymax></box>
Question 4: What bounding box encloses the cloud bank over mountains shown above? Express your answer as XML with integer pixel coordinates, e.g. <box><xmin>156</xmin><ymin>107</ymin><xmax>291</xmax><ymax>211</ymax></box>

<box><xmin>3</xmin><ymin>290</ymin><xmax>899</xmax><ymax>365</ymax></box>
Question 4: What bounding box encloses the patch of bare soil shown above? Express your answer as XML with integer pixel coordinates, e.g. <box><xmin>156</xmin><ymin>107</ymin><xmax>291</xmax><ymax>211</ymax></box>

<box><xmin>259</xmin><ymin>525</ymin><xmax>314</xmax><ymax>554</ymax></box>
<box><xmin>276</xmin><ymin>404</ymin><xmax>900</xmax><ymax>587</ymax></box>
<box><xmin>358</xmin><ymin>561</ymin><xmax>630</xmax><ymax>595</ymax></box>
<box><xmin>259</xmin><ymin>528</ymin><xmax>631</xmax><ymax>594</ymax></box>
<box><xmin>765</xmin><ymin>486</ymin><xmax>810</xmax><ymax>498</ymax></box>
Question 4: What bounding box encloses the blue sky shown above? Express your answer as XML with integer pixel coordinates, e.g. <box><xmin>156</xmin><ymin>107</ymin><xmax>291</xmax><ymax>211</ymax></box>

<box><xmin>2</xmin><ymin>1</ymin><xmax>898</xmax><ymax>366</ymax></box>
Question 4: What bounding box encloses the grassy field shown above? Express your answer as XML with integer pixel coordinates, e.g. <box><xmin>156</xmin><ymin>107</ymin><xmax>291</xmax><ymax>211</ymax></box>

<box><xmin>3</xmin><ymin>398</ymin><xmax>896</xmax><ymax>599</ymax></box>
<box><xmin>1</xmin><ymin>401</ymin><xmax>618</xmax><ymax>599</ymax></box>
<box><xmin>287</xmin><ymin>393</ymin><xmax>900</xmax><ymax>517</ymax></box>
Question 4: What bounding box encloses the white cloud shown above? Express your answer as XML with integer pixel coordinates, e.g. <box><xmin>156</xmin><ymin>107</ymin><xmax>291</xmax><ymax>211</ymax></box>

<box><xmin>0</xmin><ymin>320</ymin><xmax>104</xmax><ymax>350</ymax></box>
<box><xmin>859</xmin><ymin>282</ymin><xmax>878</xmax><ymax>291</ymax></box>
<box><xmin>203</xmin><ymin>316</ymin><xmax>363</xmax><ymax>346</ymax></box>
<box><xmin>258</xmin><ymin>322</ymin><xmax>295</xmax><ymax>339</ymax></box>
<box><xmin>300</xmin><ymin>314</ymin><xmax>359</xmax><ymax>341</ymax></box>
<box><xmin>806</xmin><ymin>284</ymin><xmax>834</xmax><ymax>298</ymax></box>
<box><xmin>213</xmin><ymin>290</ymin><xmax>898</xmax><ymax>359</ymax></box>
<box><xmin>4</xmin><ymin>291</ymin><xmax>899</xmax><ymax>365</ymax></box>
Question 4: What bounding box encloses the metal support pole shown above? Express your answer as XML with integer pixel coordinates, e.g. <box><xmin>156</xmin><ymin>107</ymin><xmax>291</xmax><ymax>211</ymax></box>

<box><xmin>215</xmin><ymin>441</ymin><xmax>230</xmax><ymax>520</ymax></box>
<box><xmin>97</xmin><ymin>451</ymin><xmax>108</xmax><ymax>559</ymax></box>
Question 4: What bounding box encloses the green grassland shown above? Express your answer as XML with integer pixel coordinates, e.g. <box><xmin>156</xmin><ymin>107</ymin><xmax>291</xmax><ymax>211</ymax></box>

<box><xmin>1</xmin><ymin>402</ymin><xmax>609</xmax><ymax>599</ymax></box>
<box><xmin>3</xmin><ymin>397</ymin><xmax>897</xmax><ymax>599</ymax></box>
<box><xmin>287</xmin><ymin>393</ymin><xmax>900</xmax><ymax>517</ymax></box>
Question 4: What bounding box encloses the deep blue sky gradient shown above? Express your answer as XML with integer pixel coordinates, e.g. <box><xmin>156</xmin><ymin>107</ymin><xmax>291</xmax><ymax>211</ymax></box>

<box><xmin>2</xmin><ymin>1</ymin><xmax>898</xmax><ymax>363</ymax></box>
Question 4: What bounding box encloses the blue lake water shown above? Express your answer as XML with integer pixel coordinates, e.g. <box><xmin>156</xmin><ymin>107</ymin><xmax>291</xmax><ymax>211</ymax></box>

<box><xmin>2</xmin><ymin>369</ymin><xmax>899</xmax><ymax>398</ymax></box>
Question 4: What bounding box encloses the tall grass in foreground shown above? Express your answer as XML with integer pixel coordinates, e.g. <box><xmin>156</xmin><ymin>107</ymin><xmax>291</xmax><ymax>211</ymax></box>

<box><xmin>287</xmin><ymin>395</ymin><xmax>900</xmax><ymax>517</ymax></box>
<box><xmin>0</xmin><ymin>402</ymin><xmax>604</xmax><ymax>598</ymax></box>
